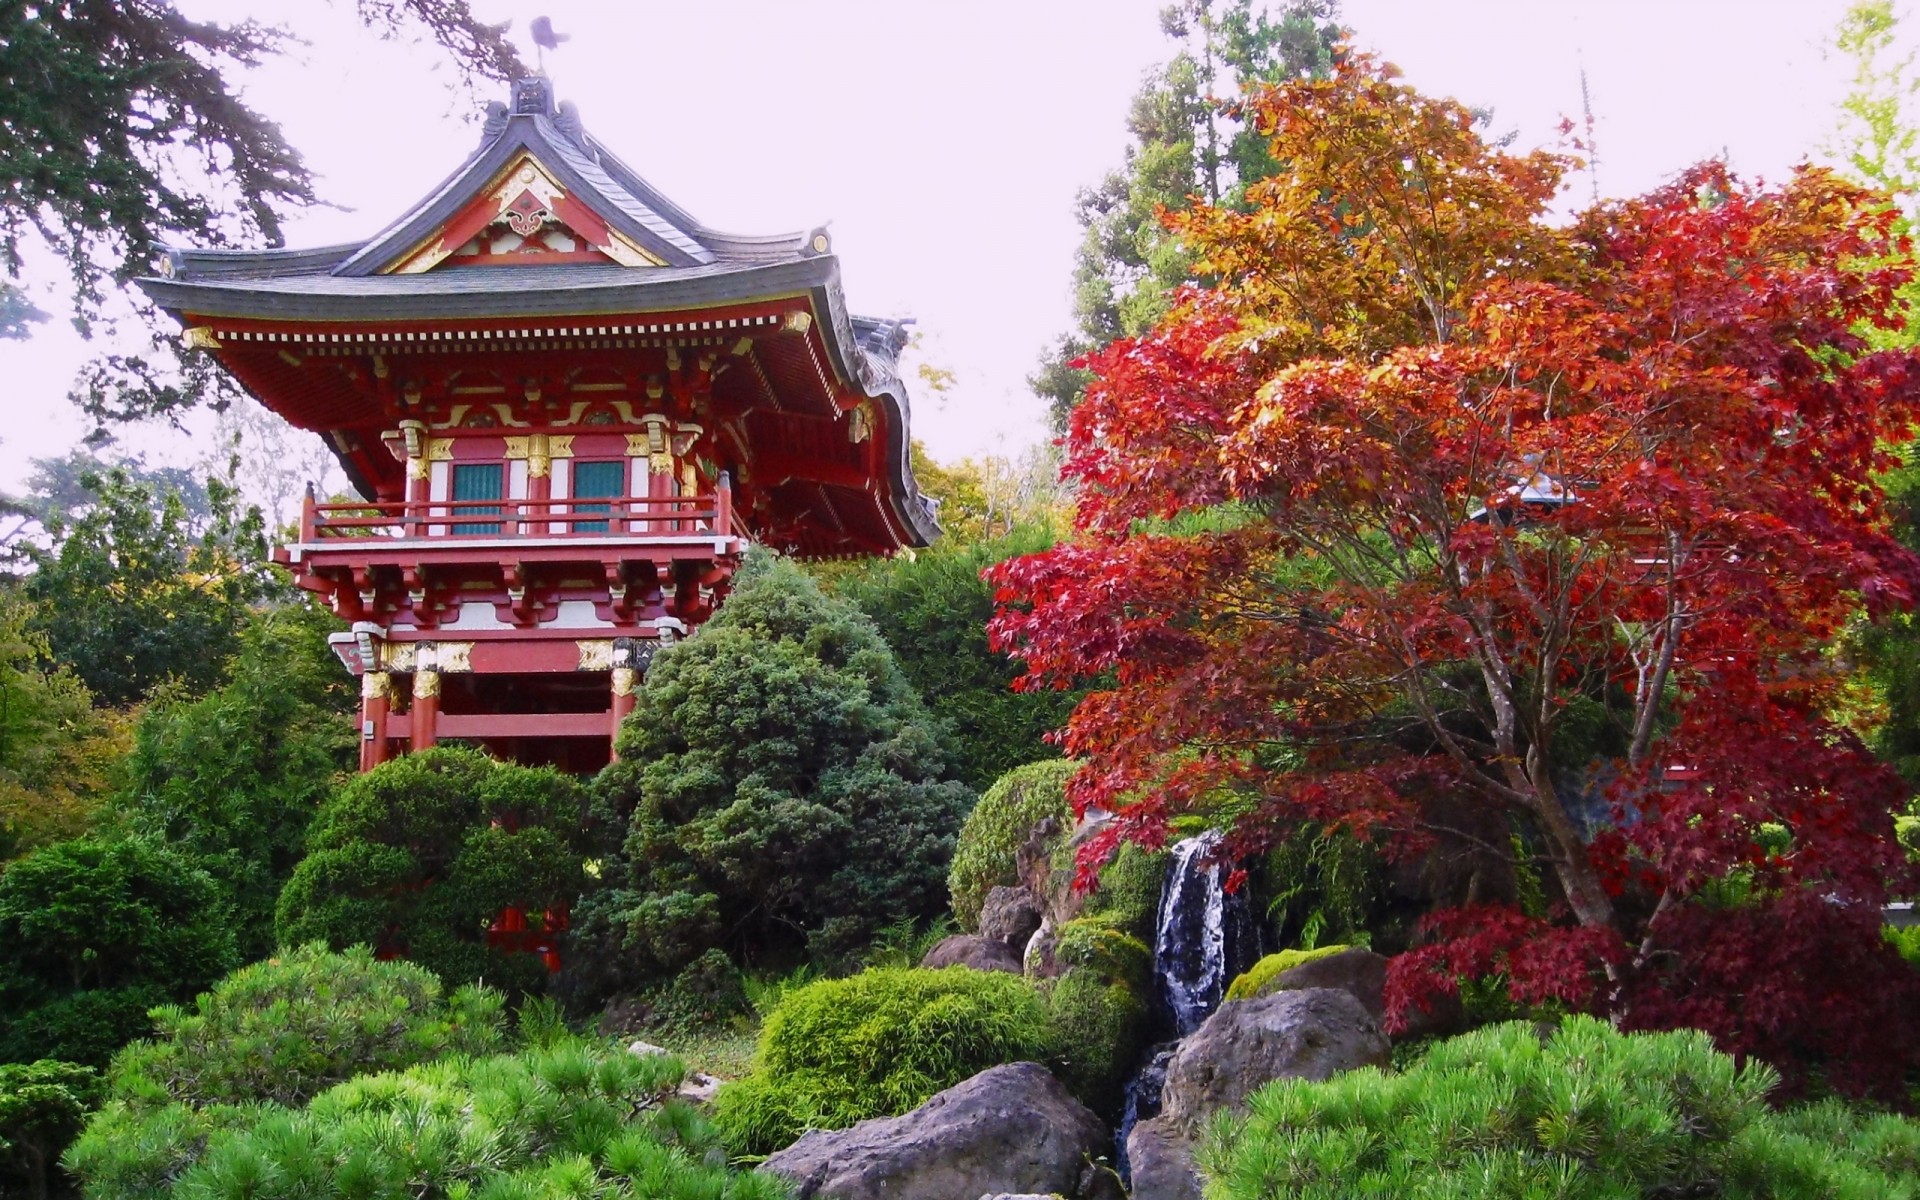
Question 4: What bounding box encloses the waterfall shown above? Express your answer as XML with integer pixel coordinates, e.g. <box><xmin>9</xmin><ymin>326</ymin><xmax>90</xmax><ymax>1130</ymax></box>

<box><xmin>1153</xmin><ymin>832</ymin><xmax>1257</xmax><ymax>1036</ymax></box>
<box><xmin>1116</xmin><ymin>832</ymin><xmax>1259</xmax><ymax>1180</ymax></box>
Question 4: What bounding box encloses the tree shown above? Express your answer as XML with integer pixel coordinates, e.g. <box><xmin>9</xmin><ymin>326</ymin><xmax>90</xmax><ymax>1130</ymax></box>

<box><xmin>0</xmin><ymin>836</ymin><xmax>237</xmax><ymax>1066</ymax></box>
<box><xmin>830</xmin><ymin>520</ymin><xmax>1079</xmax><ymax>789</ymax></box>
<box><xmin>586</xmin><ymin>554</ymin><xmax>973</xmax><ymax>988</ymax></box>
<box><xmin>276</xmin><ymin>747</ymin><xmax>587</xmax><ymax>990</ymax></box>
<box><xmin>0</xmin><ymin>1</ymin><xmax>519</xmax><ymax>367</ymax></box>
<box><xmin>0</xmin><ymin>591</ymin><xmax>128</xmax><ymax>862</ymax></box>
<box><xmin>116</xmin><ymin>603</ymin><xmax>354</xmax><ymax>960</ymax></box>
<box><xmin>0</xmin><ymin>1060</ymin><xmax>98</xmax><ymax>1200</ymax></box>
<box><xmin>20</xmin><ymin>468</ymin><xmax>272</xmax><ymax>706</ymax></box>
<box><xmin>1032</xmin><ymin>0</ymin><xmax>1345</xmax><ymax>430</ymax></box>
<box><xmin>989</xmin><ymin>57</ymin><xmax>1920</xmax><ymax>1099</ymax></box>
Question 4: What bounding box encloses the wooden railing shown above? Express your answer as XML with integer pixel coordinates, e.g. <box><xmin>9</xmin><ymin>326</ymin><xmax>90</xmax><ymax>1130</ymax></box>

<box><xmin>300</xmin><ymin>473</ymin><xmax>734</xmax><ymax>542</ymax></box>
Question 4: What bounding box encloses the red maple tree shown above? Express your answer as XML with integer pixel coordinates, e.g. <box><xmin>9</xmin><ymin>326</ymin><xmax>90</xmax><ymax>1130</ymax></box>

<box><xmin>990</xmin><ymin>56</ymin><xmax>1920</xmax><ymax>1099</ymax></box>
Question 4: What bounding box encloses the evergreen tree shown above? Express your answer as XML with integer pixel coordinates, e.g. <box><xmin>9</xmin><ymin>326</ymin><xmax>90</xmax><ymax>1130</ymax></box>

<box><xmin>1033</xmin><ymin>0</ymin><xmax>1345</xmax><ymax>431</ymax></box>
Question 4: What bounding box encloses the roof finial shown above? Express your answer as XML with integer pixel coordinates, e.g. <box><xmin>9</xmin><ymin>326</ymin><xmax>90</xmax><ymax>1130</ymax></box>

<box><xmin>530</xmin><ymin>16</ymin><xmax>570</xmax><ymax>76</ymax></box>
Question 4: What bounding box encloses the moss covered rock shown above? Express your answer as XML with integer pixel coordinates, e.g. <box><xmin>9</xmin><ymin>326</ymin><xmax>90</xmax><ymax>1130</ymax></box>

<box><xmin>949</xmin><ymin>760</ymin><xmax>1076</xmax><ymax>931</ymax></box>
<box><xmin>1224</xmin><ymin>945</ymin><xmax>1352</xmax><ymax>1004</ymax></box>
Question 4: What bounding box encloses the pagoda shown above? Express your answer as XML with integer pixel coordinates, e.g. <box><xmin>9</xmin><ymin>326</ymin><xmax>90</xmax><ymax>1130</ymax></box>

<box><xmin>140</xmin><ymin>77</ymin><xmax>938</xmax><ymax>774</ymax></box>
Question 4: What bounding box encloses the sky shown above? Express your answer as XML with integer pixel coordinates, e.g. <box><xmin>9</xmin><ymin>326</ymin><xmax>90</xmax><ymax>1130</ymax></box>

<box><xmin>0</xmin><ymin>0</ymin><xmax>1876</xmax><ymax>504</ymax></box>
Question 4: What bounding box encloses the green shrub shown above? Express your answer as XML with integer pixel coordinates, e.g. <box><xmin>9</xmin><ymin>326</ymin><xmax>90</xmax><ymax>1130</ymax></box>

<box><xmin>0</xmin><ymin>1060</ymin><xmax>98</xmax><ymax>1200</ymax></box>
<box><xmin>1053</xmin><ymin>915</ymin><xmax>1153</xmax><ymax>993</ymax></box>
<box><xmin>587</xmin><ymin>555</ymin><xmax>973</xmax><ymax>993</ymax></box>
<box><xmin>1898</xmin><ymin>813</ymin><xmax>1918</xmax><ymax>861</ymax></box>
<box><xmin>0</xmin><ymin>836</ymin><xmax>237</xmax><ymax>1066</ymax></box>
<box><xmin>1078</xmin><ymin>842</ymin><xmax>1169</xmax><ymax>943</ymax></box>
<box><xmin>104</xmin><ymin>943</ymin><xmax>507</xmax><ymax>1110</ymax></box>
<box><xmin>949</xmin><ymin>759</ymin><xmax>1076</xmax><ymax>930</ymax></box>
<box><xmin>1223</xmin><ymin>944</ymin><xmax>1352</xmax><ymax>1003</ymax></box>
<box><xmin>713</xmin><ymin>967</ymin><xmax>1055</xmax><ymax>1155</ymax></box>
<box><xmin>1046</xmin><ymin>969</ymin><xmax>1148</xmax><ymax>1116</ymax></box>
<box><xmin>1890</xmin><ymin>923</ymin><xmax>1920</xmax><ymax>969</ymax></box>
<box><xmin>655</xmin><ymin>948</ymin><xmax>752</xmax><ymax>1031</ymax></box>
<box><xmin>276</xmin><ymin>747</ymin><xmax>587</xmax><ymax>990</ymax></box>
<box><xmin>1199</xmin><ymin>1016</ymin><xmax>1920</xmax><ymax>1200</ymax></box>
<box><xmin>65</xmin><ymin>1038</ymin><xmax>789</xmax><ymax>1200</ymax></box>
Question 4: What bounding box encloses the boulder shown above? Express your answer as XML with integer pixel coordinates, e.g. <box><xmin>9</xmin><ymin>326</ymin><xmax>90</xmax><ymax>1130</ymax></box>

<box><xmin>1160</xmin><ymin>988</ymin><xmax>1390</xmax><ymax>1130</ymax></box>
<box><xmin>1244</xmin><ymin>947</ymin><xmax>1464</xmax><ymax>1041</ymax></box>
<box><xmin>759</xmin><ymin>1061</ymin><xmax>1111</xmax><ymax>1200</ymax></box>
<box><xmin>921</xmin><ymin>933</ymin><xmax>1023</xmax><ymax>974</ymax></box>
<box><xmin>980</xmin><ymin>885</ymin><xmax>1044</xmax><ymax>950</ymax></box>
<box><xmin>1124</xmin><ymin>1116</ymin><xmax>1203</xmax><ymax>1200</ymax></box>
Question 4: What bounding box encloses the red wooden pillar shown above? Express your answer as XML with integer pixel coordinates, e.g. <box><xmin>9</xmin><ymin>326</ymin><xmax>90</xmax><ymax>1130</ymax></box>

<box><xmin>402</xmin><ymin>420</ymin><xmax>430</xmax><ymax>537</ymax></box>
<box><xmin>609</xmin><ymin>665</ymin><xmax>637</xmax><ymax>760</ymax></box>
<box><xmin>410</xmin><ymin>668</ymin><xmax>440</xmax><ymax>752</ymax></box>
<box><xmin>359</xmin><ymin>671</ymin><xmax>392</xmax><ymax>772</ymax></box>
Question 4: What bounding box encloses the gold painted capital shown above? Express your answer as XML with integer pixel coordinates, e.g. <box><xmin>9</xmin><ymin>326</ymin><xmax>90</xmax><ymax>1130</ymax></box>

<box><xmin>361</xmin><ymin>671</ymin><xmax>392</xmax><ymax>700</ymax></box>
<box><xmin>610</xmin><ymin>666</ymin><xmax>638</xmax><ymax>697</ymax></box>
<box><xmin>577</xmin><ymin>639</ymin><xmax>617</xmax><ymax>671</ymax></box>
<box><xmin>407</xmin><ymin>457</ymin><xmax>431</xmax><ymax>481</ymax></box>
<box><xmin>412</xmin><ymin>669</ymin><xmax>441</xmax><ymax>700</ymax></box>
<box><xmin>182</xmin><ymin>326</ymin><xmax>222</xmax><ymax>350</ymax></box>
<box><xmin>649</xmin><ymin>452</ymin><xmax>674</xmax><ymax>476</ymax></box>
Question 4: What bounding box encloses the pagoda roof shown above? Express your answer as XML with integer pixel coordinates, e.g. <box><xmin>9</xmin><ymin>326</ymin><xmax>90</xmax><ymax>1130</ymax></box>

<box><xmin>136</xmin><ymin>77</ymin><xmax>938</xmax><ymax>553</ymax></box>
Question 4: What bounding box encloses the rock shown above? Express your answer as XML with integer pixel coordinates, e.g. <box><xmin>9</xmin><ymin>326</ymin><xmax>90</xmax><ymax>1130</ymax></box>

<box><xmin>1125</xmin><ymin>1116</ymin><xmax>1203</xmax><ymax>1200</ymax></box>
<box><xmin>759</xmin><ymin>1061</ymin><xmax>1110</xmax><ymax>1200</ymax></box>
<box><xmin>628</xmin><ymin>1039</ymin><xmax>670</xmax><ymax>1058</ymax></box>
<box><xmin>921</xmin><ymin>933</ymin><xmax>1023</xmax><ymax>974</ymax></box>
<box><xmin>1160</xmin><ymin>988</ymin><xmax>1390</xmax><ymax>1130</ymax></box>
<box><xmin>678</xmin><ymin>1071</ymin><xmax>721</xmax><ymax>1105</ymax></box>
<box><xmin>1244</xmin><ymin>947</ymin><xmax>1463</xmax><ymax>1041</ymax></box>
<box><xmin>980</xmin><ymin>885</ymin><xmax>1044</xmax><ymax>950</ymax></box>
<box><xmin>1023</xmin><ymin>919</ymin><xmax>1060</xmax><ymax>978</ymax></box>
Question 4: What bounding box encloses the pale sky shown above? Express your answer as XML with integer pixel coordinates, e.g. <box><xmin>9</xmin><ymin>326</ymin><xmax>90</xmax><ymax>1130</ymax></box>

<box><xmin>0</xmin><ymin>0</ymin><xmax>1872</xmax><ymax>503</ymax></box>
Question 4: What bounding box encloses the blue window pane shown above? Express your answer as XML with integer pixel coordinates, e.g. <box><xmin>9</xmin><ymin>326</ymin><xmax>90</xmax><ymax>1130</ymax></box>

<box><xmin>451</xmin><ymin>463</ymin><xmax>503</xmax><ymax>534</ymax></box>
<box><xmin>571</xmin><ymin>460</ymin><xmax>624</xmax><ymax>533</ymax></box>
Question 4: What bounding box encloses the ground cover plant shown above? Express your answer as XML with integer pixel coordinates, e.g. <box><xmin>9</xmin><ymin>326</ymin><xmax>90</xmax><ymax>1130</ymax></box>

<box><xmin>948</xmin><ymin>758</ymin><xmax>1075</xmax><ymax>930</ymax></box>
<box><xmin>989</xmin><ymin>50</ymin><xmax>1920</xmax><ymax>1098</ymax></box>
<box><xmin>1199</xmin><ymin>1017</ymin><xmax>1920</xmax><ymax>1199</ymax></box>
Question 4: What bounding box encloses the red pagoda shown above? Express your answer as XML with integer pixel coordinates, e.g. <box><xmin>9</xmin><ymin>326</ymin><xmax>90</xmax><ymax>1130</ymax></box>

<box><xmin>141</xmin><ymin>77</ymin><xmax>938</xmax><ymax>774</ymax></box>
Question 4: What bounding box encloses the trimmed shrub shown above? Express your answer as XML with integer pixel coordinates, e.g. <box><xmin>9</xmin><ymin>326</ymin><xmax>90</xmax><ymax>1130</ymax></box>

<box><xmin>949</xmin><ymin>759</ymin><xmax>1076</xmax><ymax>930</ymax></box>
<box><xmin>0</xmin><ymin>836</ymin><xmax>237</xmax><ymax>1066</ymax></box>
<box><xmin>1046</xmin><ymin>970</ymin><xmax>1148</xmax><ymax>1117</ymax></box>
<box><xmin>276</xmin><ymin>747</ymin><xmax>587</xmax><ymax>990</ymax></box>
<box><xmin>1199</xmin><ymin>1016</ymin><xmax>1920</xmax><ymax>1200</ymax></box>
<box><xmin>713</xmin><ymin>967</ymin><xmax>1055</xmax><ymax>1155</ymax></box>
<box><xmin>0</xmin><ymin>1060</ymin><xmax>98</xmax><ymax>1200</ymax></box>
<box><xmin>64</xmin><ymin>1038</ymin><xmax>787</xmax><ymax>1200</ymax></box>
<box><xmin>1053</xmin><ymin>915</ymin><xmax>1153</xmax><ymax>993</ymax></box>
<box><xmin>105</xmin><ymin>943</ymin><xmax>507</xmax><ymax>1110</ymax></box>
<box><xmin>1224</xmin><ymin>944</ymin><xmax>1352</xmax><ymax>1003</ymax></box>
<box><xmin>1078</xmin><ymin>842</ymin><xmax>1170</xmax><ymax>943</ymax></box>
<box><xmin>588</xmin><ymin>554</ymin><xmax>973</xmax><ymax>991</ymax></box>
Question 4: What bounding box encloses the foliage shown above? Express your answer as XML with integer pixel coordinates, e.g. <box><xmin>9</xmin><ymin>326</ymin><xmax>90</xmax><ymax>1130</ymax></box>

<box><xmin>905</xmin><ymin>442</ymin><xmax>1070</xmax><ymax>547</ymax></box>
<box><xmin>1046</xmin><ymin>969</ymin><xmax>1148</xmax><ymax>1116</ymax></box>
<box><xmin>830</xmin><ymin>520</ymin><xmax>1078</xmax><ymax>789</ymax></box>
<box><xmin>1199</xmin><ymin>1017</ymin><xmax>1920</xmax><ymax>1200</ymax></box>
<box><xmin>20</xmin><ymin>469</ymin><xmax>273</xmax><ymax>707</ymax></box>
<box><xmin>0</xmin><ymin>0</ymin><xmax>520</xmax><ymax>409</ymax></box>
<box><xmin>1890</xmin><ymin>923</ymin><xmax>1920</xmax><ymax>968</ymax></box>
<box><xmin>1053</xmin><ymin>916</ymin><xmax>1153</xmax><ymax>992</ymax></box>
<box><xmin>1224</xmin><ymin>944</ymin><xmax>1350</xmax><ymax>1003</ymax></box>
<box><xmin>0</xmin><ymin>836</ymin><xmax>236</xmax><ymax>1066</ymax></box>
<box><xmin>1032</xmin><ymin>0</ymin><xmax>1345</xmax><ymax>430</ymax></box>
<box><xmin>653</xmin><ymin>949</ymin><xmax>752</xmax><ymax>1032</ymax></box>
<box><xmin>116</xmin><ymin>603</ymin><xmax>353</xmax><ymax>959</ymax></box>
<box><xmin>990</xmin><ymin>54</ymin><xmax>1920</xmax><ymax>1098</ymax></box>
<box><xmin>65</xmin><ymin>1037</ymin><xmax>788</xmax><ymax>1200</ymax></box>
<box><xmin>0</xmin><ymin>1060</ymin><xmax>98</xmax><ymax>1200</ymax></box>
<box><xmin>276</xmin><ymin>747</ymin><xmax>587</xmax><ymax>990</ymax></box>
<box><xmin>712</xmin><ymin>967</ymin><xmax>1055</xmax><ymax>1156</ymax></box>
<box><xmin>0</xmin><ymin>592</ymin><xmax>128</xmax><ymax>862</ymax></box>
<box><xmin>948</xmin><ymin>758</ymin><xmax>1076</xmax><ymax>930</ymax></box>
<box><xmin>590</xmin><ymin>554</ymin><xmax>972</xmax><ymax>986</ymax></box>
<box><xmin>105</xmin><ymin>944</ymin><xmax>507</xmax><ymax>1111</ymax></box>
<box><xmin>1262</xmin><ymin>826</ymin><xmax>1380</xmax><ymax>951</ymax></box>
<box><xmin>1076</xmin><ymin>842</ymin><xmax>1170</xmax><ymax>943</ymax></box>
